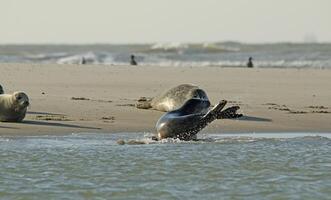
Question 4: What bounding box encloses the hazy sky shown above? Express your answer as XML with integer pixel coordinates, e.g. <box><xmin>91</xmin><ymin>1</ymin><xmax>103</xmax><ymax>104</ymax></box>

<box><xmin>0</xmin><ymin>0</ymin><xmax>330</xmax><ymax>44</ymax></box>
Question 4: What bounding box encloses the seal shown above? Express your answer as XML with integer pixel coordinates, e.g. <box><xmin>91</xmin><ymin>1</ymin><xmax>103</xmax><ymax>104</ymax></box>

<box><xmin>156</xmin><ymin>99</ymin><xmax>241</xmax><ymax>140</ymax></box>
<box><xmin>0</xmin><ymin>85</ymin><xmax>4</xmax><ymax>94</ymax></box>
<box><xmin>136</xmin><ymin>84</ymin><xmax>209</xmax><ymax>112</ymax></box>
<box><xmin>0</xmin><ymin>91</ymin><xmax>29</xmax><ymax>122</ymax></box>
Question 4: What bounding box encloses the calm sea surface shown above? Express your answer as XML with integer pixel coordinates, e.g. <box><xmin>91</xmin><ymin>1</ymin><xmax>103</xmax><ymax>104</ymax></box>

<box><xmin>1</xmin><ymin>133</ymin><xmax>331</xmax><ymax>200</ymax></box>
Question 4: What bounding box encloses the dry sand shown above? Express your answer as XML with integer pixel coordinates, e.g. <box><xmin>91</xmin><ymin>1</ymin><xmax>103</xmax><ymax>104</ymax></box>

<box><xmin>0</xmin><ymin>63</ymin><xmax>330</xmax><ymax>136</ymax></box>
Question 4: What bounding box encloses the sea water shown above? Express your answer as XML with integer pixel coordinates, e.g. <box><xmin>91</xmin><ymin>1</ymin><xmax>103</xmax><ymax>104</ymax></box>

<box><xmin>1</xmin><ymin>42</ymin><xmax>331</xmax><ymax>68</ymax></box>
<box><xmin>0</xmin><ymin>133</ymin><xmax>331</xmax><ymax>200</ymax></box>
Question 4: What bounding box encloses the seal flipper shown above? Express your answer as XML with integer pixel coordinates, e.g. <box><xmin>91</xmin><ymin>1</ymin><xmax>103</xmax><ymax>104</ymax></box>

<box><xmin>177</xmin><ymin>100</ymin><xmax>228</xmax><ymax>140</ymax></box>
<box><xmin>216</xmin><ymin>106</ymin><xmax>242</xmax><ymax>119</ymax></box>
<box><xmin>136</xmin><ymin>97</ymin><xmax>153</xmax><ymax>109</ymax></box>
<box><xmin>203</xmin><ymin>100</ymin><xmax>228</xmax><ymax>123</ymax></box>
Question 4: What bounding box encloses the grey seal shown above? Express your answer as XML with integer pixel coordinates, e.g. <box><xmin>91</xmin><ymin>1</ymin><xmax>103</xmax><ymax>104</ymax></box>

<box><xmin>136</xmin><ymin>84</ymin><xmax>209</xmax><ymax>112</ymax></box>
<box><xmin>156</xmin><ymin>99</ymin><xmax>241</xmax><ymax>140</ymax></box>
<box><xmin>0</xmin><ymin>91</ymin><xmax>29</xmax><ymax>122</ymax></box>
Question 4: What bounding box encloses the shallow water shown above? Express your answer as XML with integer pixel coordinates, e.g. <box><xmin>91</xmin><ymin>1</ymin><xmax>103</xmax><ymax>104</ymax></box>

<box><xmin>1</xmin><ymin>43</ymin><xmax>331</xmax><ymax>68</ymax></box>
<box><xmin>1</xmin><ymin>133</ymin><xmax>331</xmax><ymax>200</ymax></box>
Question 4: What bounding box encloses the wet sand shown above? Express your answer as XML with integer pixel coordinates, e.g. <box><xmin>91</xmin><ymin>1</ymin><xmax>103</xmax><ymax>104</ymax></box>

<box><xmin>0</xmin><ymin>63</ymin><xmax>331</xmax><ymax>136</ymax></box>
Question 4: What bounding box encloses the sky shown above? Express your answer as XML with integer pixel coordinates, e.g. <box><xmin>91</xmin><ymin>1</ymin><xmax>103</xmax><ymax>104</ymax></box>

<box><xmin>0</xmin><ymin>0</ymin><xmax>330</xmax><ymax>44</ymax></box>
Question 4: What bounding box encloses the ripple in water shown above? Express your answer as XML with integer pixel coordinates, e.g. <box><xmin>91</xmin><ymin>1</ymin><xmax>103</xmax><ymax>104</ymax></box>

<box><xmin>0</xmin><ymin>133</ymin><xmax>331</xmax><ymax>200</ymax></box>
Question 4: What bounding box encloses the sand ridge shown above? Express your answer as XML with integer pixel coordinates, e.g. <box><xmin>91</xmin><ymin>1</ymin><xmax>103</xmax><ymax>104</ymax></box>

<box><xmin>0</xmin><ymin>63</ymin><xmax>331</xmax><ymax>136</ymax></box>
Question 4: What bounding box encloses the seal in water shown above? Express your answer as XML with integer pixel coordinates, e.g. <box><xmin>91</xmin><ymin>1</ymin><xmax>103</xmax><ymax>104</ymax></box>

<box><xmin>0</xmin><ymin>85</ymin><xmax>3</xmax><ymax>94</ymax></box>
<box><xmin>0</xmin><ymin>91</ymin><xmax>29</xmax><ymax>122</ymax></box>
<box><xmin>156</xmin><ymin>99</ymin><xmax>242</xmax><ymax>140</ymax></box>
<box><xmin>136</xmin><ymin>84</ymin><xmax>209</xmax><ymax>112</ymax></box>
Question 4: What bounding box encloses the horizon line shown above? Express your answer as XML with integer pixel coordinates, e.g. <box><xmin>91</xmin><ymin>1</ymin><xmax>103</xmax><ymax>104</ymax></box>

<box><xmin>0</xmin><ymin>40</ymin><xmax>330</xmax><ymax>45</ymax></box>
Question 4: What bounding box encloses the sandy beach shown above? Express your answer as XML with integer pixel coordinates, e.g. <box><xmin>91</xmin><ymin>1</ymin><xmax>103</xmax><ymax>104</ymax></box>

<box><xmin>0</xmin><ymin>63</ymin><xmax>330</xmax><ymax>136</ymax></box>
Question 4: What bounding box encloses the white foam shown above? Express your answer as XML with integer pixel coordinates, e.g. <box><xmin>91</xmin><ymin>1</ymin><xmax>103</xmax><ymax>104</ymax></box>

<box><xmin>151</xmin><ymin>42</ymin><xmax>188</xmax><ymax>51</ymax></box>
<box><xmin>57</xmin><ymin>52</ymin><xmax>99</xmax><ymax>64</ymax></box>
<box><xmin>203</xmin><ymin>42</ymin><xmax>240</xmax><ymax>52</ymax></box>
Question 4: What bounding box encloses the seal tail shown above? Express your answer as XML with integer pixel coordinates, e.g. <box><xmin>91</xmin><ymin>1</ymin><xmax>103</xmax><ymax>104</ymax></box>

<box><xmin>136</xmin><ymin>97</ymin><xmax>153</xmax><ymax>109</ymax></box>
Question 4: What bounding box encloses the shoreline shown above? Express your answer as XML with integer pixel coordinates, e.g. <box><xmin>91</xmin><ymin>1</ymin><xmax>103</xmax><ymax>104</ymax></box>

<box><xmin>0</xmin><ymin>63</ymin><xmax>331</xmax><ymax>136</ymax></box>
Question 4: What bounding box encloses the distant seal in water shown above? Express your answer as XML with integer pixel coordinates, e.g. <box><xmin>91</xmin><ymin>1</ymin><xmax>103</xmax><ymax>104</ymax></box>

<box><xmin>136</xmin><ymin>84</ymin><xmax>209</xmax><ymax>112</ymax></box>
<box><xmin>0</xmin><ymin>85</ymin><xmax>3</xmax><ymax>94</ymax></box>
<box><xmin>0</xmin><ymin>92</ymin><xmax>29</xmax><ymax>122</ymax></box>
<box><xmin>130</xmin><ymin>54</ymin><xmax>138</xmax><ymax>66</ymax></box>
<box><xmin>156</xmin><ymin>99</ymin><xmax>242</xmax><ymax>140</ymax></box>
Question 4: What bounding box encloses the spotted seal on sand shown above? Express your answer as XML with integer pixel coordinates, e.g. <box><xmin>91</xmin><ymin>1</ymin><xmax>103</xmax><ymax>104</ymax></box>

<box><xmin>136</xmin><ymin>84</ymin><xmax>209</xmax><ymax>112</ymax></box>
<box><xmin>0</xmin><ymin>91</ymin><xmax>29</xmax><ymax>122</ymax></box>
<box><xmin>156</xmin><ymin>99</ymin><xmax>242</xmax><ymax>140</ymax></box>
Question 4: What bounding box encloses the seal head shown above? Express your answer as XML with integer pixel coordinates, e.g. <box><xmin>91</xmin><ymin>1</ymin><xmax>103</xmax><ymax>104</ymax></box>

<box><xmin>0</xmin><ymin>91</ymin><xmax>29</xmax><ymax>122</ymax></box>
